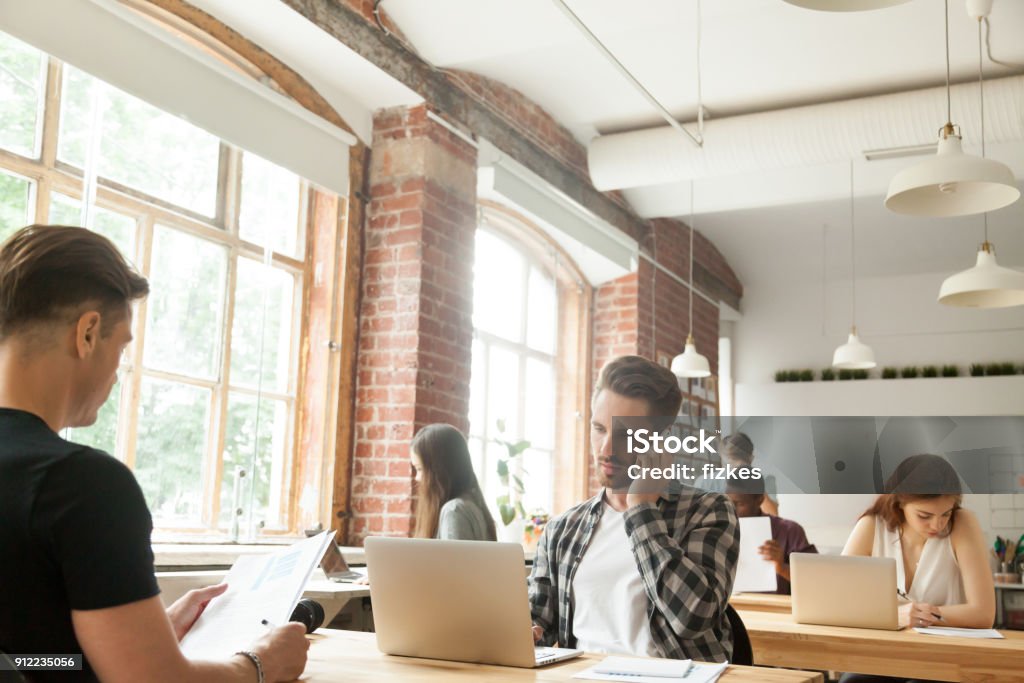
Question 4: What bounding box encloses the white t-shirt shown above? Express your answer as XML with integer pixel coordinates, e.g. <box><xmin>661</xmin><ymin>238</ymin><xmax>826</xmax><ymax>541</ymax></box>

<box><xmin>571</xmin><ymin>501</ymin><xmax>658</xmax><ymax>657</ymax></box>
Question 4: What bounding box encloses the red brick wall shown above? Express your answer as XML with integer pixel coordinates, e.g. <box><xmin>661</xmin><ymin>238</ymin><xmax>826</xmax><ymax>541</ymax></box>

<box><xmin>349</xmin><ymin>104</ymin><xmax>477</xmax><ymax>543</ymax></box>
<box><xmin>331</xmin><ymin>6</ymin><xmax>745</xmax><ymax>534</ymax></box>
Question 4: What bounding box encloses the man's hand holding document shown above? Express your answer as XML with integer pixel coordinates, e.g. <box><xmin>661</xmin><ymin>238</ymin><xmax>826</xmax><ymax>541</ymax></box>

<box><xmin>180</xmin><ymin>530</ymin><xmax>334</xmax><ymax>660</ymax></box>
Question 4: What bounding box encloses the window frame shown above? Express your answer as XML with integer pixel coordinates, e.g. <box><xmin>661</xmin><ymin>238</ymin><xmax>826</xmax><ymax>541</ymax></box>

<box><xmin>0</xmin><ymin>50</ymin><xmax>340</xmax><ymax>541</ymax></box>
<box><xmin>472</xmin><ymin>202</ymin><xmax>593</xmax><ymax>517</ymax></box>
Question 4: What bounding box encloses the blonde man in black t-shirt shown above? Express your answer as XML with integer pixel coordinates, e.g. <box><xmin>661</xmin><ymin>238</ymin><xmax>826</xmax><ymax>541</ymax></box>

<box><xmin>0</xmin><ymin>225</ymin><xmax>307</xmax><ymax>682</ymax></box>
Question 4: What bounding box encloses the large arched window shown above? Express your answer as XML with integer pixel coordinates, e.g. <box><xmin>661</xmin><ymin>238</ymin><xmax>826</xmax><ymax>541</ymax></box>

<box><xmin>468</xmin><ymin>203</ymin><xmax>591</xmax><ymax>524</ymax></box>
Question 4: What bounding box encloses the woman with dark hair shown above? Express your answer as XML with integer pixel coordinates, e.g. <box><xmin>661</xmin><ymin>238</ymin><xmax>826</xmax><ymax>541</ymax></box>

<box><xmin>842</xmin><ymin>454</ymin><xmax>994</xmax><ymax>633</ymax></box>
<box><xmin>410</xmin><ymin>423</ymin><xmax>497</xmax><ymax>541</ymax></box>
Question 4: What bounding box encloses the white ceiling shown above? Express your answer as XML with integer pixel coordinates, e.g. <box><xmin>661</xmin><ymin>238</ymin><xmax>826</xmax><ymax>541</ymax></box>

<box><xmin>373</xmin><ymin>0</ymin><xmax>1024</xmax><ymax>288</ymax></box>
<box><xmin>379</xmin><ymin>0</ymin><xmax>1024</xmax><ymax>140</ymax></box>
<box><xmin>189</xmin><ymin>0</ymin><xmax>1024</xmax><ymax>289</ymax></box>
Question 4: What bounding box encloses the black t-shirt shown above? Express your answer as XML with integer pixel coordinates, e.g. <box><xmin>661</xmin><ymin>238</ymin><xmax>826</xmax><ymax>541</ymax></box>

<box><xmin>0</xmin><ymin>409</ymin><xmax>160</xmax><ymax>682</ymax></box>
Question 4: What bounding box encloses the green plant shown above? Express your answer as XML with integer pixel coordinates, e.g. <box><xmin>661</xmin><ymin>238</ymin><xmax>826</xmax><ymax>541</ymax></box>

<box><xmin>775</xmin><ymin>370</ymin><xmax>788</xmax><ymax>382</ymax></box>
<box><xmin>942</xmin><ymin>365</ymin><xmax>959</xmax><ymax>377</ymax></box>
<box><xmin>986</xmin><ymin>363</ymin><xmax>1003</xmax><ymax>376</ymax></box>
<box><xmin>900</xmin><ymin>366</ymin><xmax>919</xmax><ymax>379</ymax></box>
<box><xmin>838</xmin><ymin>369</ymin><xmax>853</xmax><ymax>381</ymax></box>
<box><xmin>970</xmin><ymin>363</ymin><xmax>985</xmax><ymax>377</ymax></box>
<box><xmin>1000</xmin><ymin>362</ymin><xmax>1018</xmax><ymax>376</ymax></box>
<box><xmin>820</xmin><ymin>368</ymin><xmax>835</xmax><ymax>381</ymax></box>
<box><xmin>853</xmin><ymin>369</ymin><xmax>869</xmax><ymax>380</ymax></box>
<box><xmin>881</xmin><ymin>367</ymin><xmax>898</xmax><ymax>379</ymax></box>
<box><xmin>492</xmin><ymin>419</ymin><xmax>530</xmax><ymax>526</ymax></box>
<box><xmin>922</xmin><ymin>365</ymin><xmax>938</xmax><ymax>378</ymax></box>
<box><xmin>799</xmin><ymin>369</ymin><xmax>814</xmax><ymax>382</ymax></box>
<box><xmin>786</xmin><ymin>370</ymin><xmax>801</xmax><ymax>382</ymax></box>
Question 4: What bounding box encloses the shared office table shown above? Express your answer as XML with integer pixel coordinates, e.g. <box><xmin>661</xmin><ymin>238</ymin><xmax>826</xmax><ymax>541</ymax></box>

<box><xmin>728</xmin><ymin>595</ymin><xmax>1024</xmax><ymax>683</ymax></box>
<box><xmin>295</xmin><ymin>630</ymin><xmax>824</xmax><ymax>682</ymax></box>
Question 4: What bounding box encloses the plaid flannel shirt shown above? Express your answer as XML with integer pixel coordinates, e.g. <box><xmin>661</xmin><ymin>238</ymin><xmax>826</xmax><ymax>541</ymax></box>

<box><xmin>529</xmin><ymin>488</ymin><xmax>739</xmax><ymax>662</ymax></box>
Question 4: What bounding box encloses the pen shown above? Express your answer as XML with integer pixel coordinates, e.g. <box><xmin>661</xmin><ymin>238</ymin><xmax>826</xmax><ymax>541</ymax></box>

<box><xmin>260</xmin><ymin>619</ymin><xmax>276</xmax><ymax>628</ymax></box>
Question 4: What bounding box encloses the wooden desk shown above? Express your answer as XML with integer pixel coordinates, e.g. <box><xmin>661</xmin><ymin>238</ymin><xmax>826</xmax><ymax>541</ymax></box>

<box><xmin>737</xmin><ymin>610</ymin><xmax>1024</xmax><ymax>683</ymax></box>
<box><xmin>729</xmin><ymin>593</ymin><xmax>792</xmax><ymax>614</ymax></box>
<box><xmin>298</xmin><ymin>629</ymin><xmax>823</xmax><ymax>682</ymax></box>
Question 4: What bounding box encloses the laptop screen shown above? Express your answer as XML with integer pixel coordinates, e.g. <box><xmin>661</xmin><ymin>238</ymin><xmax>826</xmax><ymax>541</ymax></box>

<box><xmin>320</xmin><ymin>540</ymin><xmax>351</xmax><ymax>578</ymax></box>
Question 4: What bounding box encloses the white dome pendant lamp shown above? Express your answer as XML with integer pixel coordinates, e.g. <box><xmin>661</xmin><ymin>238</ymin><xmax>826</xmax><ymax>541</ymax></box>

<box><xmin>782</xmin><ymin>0</ymin><xmax>911</xmax><ymax>11</ymax></box>
<box><xmin>833</xmin><ymin>162</ymin><xmax>877</xmax><ymax>370</ymax></box>
<box><xmin>938</xmin><ymin>235</ymin><xmax>1024</xmax><ymax>308</ymax></box>
<box><xmin>937</xmin><ymin>5</ymin><xmax>1024</xmax><ymax>309</ymax></box>
<box><xmin>885</xmin><ymin>0</ymin><xmax>1018</xmax><ymax>217</ymax></box>
<box><xmin>672</xmin><ymin>181</ymin><xmax>711</xmax><ymax>379</ymax></box>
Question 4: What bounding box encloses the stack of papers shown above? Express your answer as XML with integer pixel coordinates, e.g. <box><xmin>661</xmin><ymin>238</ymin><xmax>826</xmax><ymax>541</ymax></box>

<box><xmin>180</xmin><ymin>530</ymin><xmax>334</xmax><ymax>659</ymax></box>
<box><xmin>574</xmin><ymin>656</ymin><xmax>729</xmax><ymax>683</ymax></box>
<box><xmin>912</xmin><ymin>626</ymin><xmax>1004</xmax><ymax>639</ymax></box>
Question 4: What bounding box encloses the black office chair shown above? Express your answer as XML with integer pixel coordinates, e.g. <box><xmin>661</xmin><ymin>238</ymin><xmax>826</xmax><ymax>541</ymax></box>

<box><xmin>725</xmin><ymin>604</ymin><xmax>754</xmax><ymax>666</ymax></box>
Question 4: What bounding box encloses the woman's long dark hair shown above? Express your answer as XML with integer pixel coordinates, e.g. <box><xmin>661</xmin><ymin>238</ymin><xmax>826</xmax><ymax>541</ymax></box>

<box><xmin>411</xmin><ymin>424</ymin><xmax>497</xmax><ymax>541</ymax></box>
<box><xmin>862</xmin><ymin>453</ymin><xmax>963</xmax><ymax>536</ymax></box>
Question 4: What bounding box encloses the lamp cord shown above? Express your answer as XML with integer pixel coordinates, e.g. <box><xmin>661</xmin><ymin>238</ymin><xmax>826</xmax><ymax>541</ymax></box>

<box><xmin>944</xmin><ymin>0</ymin><xmax>951</xmax><ymax>125</ymax></box>
<box><xmin>696</xmin><ymin>0</ymin><xmax>703</xmax><ymax>133</ymax></box>
<box><xmin>849</xmin><ymin>160</ymin><xmax>856</xmax><ymax>331</ymax></box>
<box><xmin>978</xmin><ymin>14</ymin><xmax>989</xmax><ymax>245</ymax></box>
<box><xmin>689</xmin><ymin>180</ymin><xmax>695</xmax><ymax>337</ymax></box>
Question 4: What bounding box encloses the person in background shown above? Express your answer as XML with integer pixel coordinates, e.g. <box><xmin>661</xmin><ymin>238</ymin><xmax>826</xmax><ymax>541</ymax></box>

<box><xmin>410</xmin><ymin>423</ymin><xmax>497</xmax><ymax>541</ymax></box>
<box><xmin>726</xmin><ymin>478</ymin><xmax>817</xmax><ymax>594</ymax></box>
<box><xmin>530</xmin><ymin>355</ymin><xmax>738</xmax><ymax>662</ymax></box>
<box><xmin>0</xmin><ymin>225</ymin><xmax>307</xmax><ymax>683</ymax></box>
<box><xmin>695</xmin><ymin>432</ymin><xmax>779</xmax><ymax>515</ymax></box>
<box><xmin>840</xmin><ymin>453</ymin><xmax>995</xmax><ymax>683</ymax></box>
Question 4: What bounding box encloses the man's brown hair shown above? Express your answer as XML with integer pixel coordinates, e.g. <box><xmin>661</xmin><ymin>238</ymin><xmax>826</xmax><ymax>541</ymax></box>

<box><xmin>0</xmin><ymin>225</ymin><xmax>149</xmax><ymax>339</ymax></box>
<box><xmin>593</xmin><ymin>355</ymin><xmax>684</xmax><ymax>427</ymax></box>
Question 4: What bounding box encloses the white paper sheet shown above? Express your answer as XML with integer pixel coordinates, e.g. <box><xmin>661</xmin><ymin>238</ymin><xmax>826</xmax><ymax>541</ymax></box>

<box><xmin>913</xmin><ymin>626</ymin><xmax>1004</xmax><ymax>639</ymax></box>
<box><xmin>732</xmin><ymin>516</ymin><xmax>776</xmax><ymax>594</ymax></box>
<box><xmin>180</xmin><ymin>530</ymin><xmax>334</xmax><ymax>660</ymax></box>
<box><xmin>593</xmin><ymin>655</ymin><xmax>692</xmax><ymax>677</ymax></box>
<box><xmin>574</xmin><ymin>660</ymin><xmax>728</xmax><ymax>683</ymax></box>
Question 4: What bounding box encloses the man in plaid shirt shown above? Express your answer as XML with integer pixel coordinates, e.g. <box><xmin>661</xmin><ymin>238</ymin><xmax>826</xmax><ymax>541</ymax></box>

<box><xmin>529</xmin><ymin>355</ymin><xmax>739</xmax><ymax>662</ymax></box>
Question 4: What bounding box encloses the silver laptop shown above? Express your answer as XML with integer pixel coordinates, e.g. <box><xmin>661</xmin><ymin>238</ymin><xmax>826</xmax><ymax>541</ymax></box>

<box><xmin>320</xmin><ymin>539</ymin><xmax>365</xmax><ymax>583</ymax></box>
<box><xmin>365</xmin><ymin>537</ymin><xmax>583</xmax><ymax>668</ymax></box>
<box><xmin>791</xmin><ymin>553</ymin><xmax>899</xmax><ymax>630</ymax></box>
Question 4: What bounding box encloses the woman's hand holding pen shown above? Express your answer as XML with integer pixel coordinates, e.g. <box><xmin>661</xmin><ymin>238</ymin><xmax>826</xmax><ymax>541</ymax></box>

<box><xmin>906</xmin><ymin>601</ymin><xmax>943</xmax><ymax>628</ymax></box>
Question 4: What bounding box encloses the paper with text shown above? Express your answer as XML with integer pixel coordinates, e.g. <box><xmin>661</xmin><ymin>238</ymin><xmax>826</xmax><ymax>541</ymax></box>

<box><xmin>732</xmin><ymin>516</ymin><xmax>776</xmax><ymax>594</ymax></box>
<box><xmin>574</xmin><ymin>660</ymin><xmax>727</xmax><ymax>683</ymax></box>
<box><xmin>180</xmin><ymin>530</ymin><xmax>333</xmax><ymax>660</ymax></box>
<box><xmin>913</xmin><ymin>626</ymin><xmax>1004</xmax><ymax>639</ymax></box>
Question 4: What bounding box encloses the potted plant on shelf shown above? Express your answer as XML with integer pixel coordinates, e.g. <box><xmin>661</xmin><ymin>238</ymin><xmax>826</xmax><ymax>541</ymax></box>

<box><xmin>942</xmin><ymin>365</ymin><xmax>959</xmax><ymax>377</ymax></box>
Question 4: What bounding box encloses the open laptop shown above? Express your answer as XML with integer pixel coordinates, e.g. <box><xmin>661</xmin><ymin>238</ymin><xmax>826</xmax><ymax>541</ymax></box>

<box><xmin>365</xmin><ymin>537</ymin><xmax>583</xmax><ymax>668</ymax></box>
<box><xmin>320</xmin><ymin>539</ymin><xmax>365</xmax><ymax>583</ymax></box>
<box><xmin>791</xmin><ymin>553</ymin><xmax>899</xmax><ymax>630</ymax></box>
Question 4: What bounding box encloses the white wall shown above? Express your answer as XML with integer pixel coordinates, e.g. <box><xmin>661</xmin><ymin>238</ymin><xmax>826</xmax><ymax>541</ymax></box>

<box><xmin>734</xmin><ymin>270</ymin><xmax>1024</xmax><ymax>386</ymax></box>
<box><xmin>729</xmin><ymin>269</ymin><xmax>1024</xmax><ymax>554</ymax></box>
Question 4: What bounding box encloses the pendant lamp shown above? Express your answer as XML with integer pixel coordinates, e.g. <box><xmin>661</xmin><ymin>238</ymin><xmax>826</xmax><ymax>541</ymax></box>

<box><xmin>938</xmin><ymin>239</ymin><xmax>1024</xmax><ymax>308</ymax></box>
<box><xmin>937</xmin><ymin>2</ymin><xmax>1024</xmax><ymax>309</ymax></box>
<box><xmin>833</xmin><ymin>162</ymin><xmax>877</xmax><ymax>370</ymax></box>
<box><xmin>885</xmin><ymin>0</ymin><xmax>1018</xmax><ymax>217</ymax></box>
<box><xmin>782</xmin><ymin>0</ymin><xmax>911</xmax><ymax>11</ymax></box>
<box><xmin>672</xmin><ymin>181</ymin><xmax>711</xmax><ymax>379</ymax></box>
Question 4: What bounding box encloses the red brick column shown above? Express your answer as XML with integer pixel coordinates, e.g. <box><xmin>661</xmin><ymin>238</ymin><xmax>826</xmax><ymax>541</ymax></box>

<box><xmin>349</xmin><ymin>104</ymin><xmax>477</xmax><ymax>543</ymax></box>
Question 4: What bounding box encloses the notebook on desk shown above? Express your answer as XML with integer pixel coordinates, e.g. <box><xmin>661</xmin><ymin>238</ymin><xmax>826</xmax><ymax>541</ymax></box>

<box><xmin>365</xmin><ymin>537</ymin><xmax>583</xmax><ymax>668</ymax></box>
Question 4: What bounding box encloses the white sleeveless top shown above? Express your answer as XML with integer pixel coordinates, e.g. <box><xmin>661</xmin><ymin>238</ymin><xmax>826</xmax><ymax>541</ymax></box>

<box><xmin>872</xmin><ymin>518</ymin><xmax>965</xmax><ymax>606</ymax></box>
